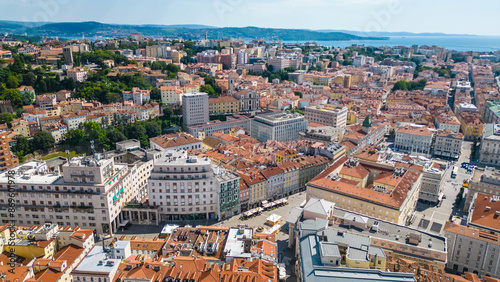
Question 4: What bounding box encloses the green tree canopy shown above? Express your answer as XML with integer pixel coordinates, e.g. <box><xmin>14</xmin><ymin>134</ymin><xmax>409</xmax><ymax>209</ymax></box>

<box><xmin>32</xmin><ymin>131</ymin><xmax>55</xmax><ymax>151</ymax></box>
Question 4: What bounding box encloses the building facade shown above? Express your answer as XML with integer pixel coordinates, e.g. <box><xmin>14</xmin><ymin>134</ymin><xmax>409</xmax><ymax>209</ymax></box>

<box><xmin>148</xmin><ymin>150</ymin><xmax>219</xmax><ymax>221</ymax></box>
<box><xmin>395</xmin><ymin>125</ymin><xmax>434</xmax><ymax>156</ymax></box>
<box><xmin>182</xmin><ymin>92</ymin><xmax>209</xmax><ymax>128</ymax></box>
<box><xmin>251</xmin><ymin>112</ymin><xmax>308</xmax><ymax>142</ymax></box>
<box><xmin>433</xmin><ymin>130</ymin><xmax>464</xmax><ymax>159</ymax></box>
<box><xmin>304</xmin><ymin>104</ymin><xmax>348</xmax><ymax>128</ymax></box>
<box><xmin>479</xmin><ymin>124</ymin><xmax>500</xmax><ymax>166</ymax></box>
<box><xmin>0</xmin><ymin>154</ymin><xmax>145</xmax><ymax>235</ymax></box>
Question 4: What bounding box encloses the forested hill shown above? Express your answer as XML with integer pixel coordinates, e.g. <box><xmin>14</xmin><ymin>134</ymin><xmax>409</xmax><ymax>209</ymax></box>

<box><xmin>0</xmin><ymin>21</ymin><xmax>388</xmax><ymax>41</ymax></box>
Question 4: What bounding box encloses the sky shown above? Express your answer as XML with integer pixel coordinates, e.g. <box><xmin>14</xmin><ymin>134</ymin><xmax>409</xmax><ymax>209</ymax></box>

<box><xmin>1</xmin><ymin>0</ymin><xmax>500</xmax><ymax>36</ymax></box>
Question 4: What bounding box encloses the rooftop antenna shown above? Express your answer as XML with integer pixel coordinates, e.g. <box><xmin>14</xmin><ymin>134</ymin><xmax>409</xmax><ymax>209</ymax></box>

<box><xmin>90</xmin><ymin>140</ymin><xmax>96</xmax><ymax>156</ymax></box>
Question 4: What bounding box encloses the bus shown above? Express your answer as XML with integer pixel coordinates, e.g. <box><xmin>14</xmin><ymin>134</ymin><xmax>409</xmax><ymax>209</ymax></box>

<box><xmin>451</xmin><ymin>166</ymin><xmax>458</xmax><ymax>178</ymax></box>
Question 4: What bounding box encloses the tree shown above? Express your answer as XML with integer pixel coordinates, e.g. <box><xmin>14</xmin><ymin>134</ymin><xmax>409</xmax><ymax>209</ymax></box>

<box><xmin>22</xmin><ymin>72</ymin><xmax>36</xmax><ymax>86</ymax></box>
<box><xmin>65</xmin><ymin>129</ymin><xmax>85</xmax><ymax>145</ymax></box>
<box><xmin>200</xmin><ymin>84</ymin><xmax>216</xmax><ymax>96</ymax></box>
<box><xmin>2</xmin><ymin>89</ymin><xmax>23</xmax><ymax>109</ymax></box>
<box><xmin>12</xmin><ymin>136</ymin><xmax>32</xmax><ymax>156</ymax></box>
<box><xmin>294</xmin><ymin>91</ymin><xmax>303</xmax><ymax>98</ymax></box>
<box><xmin>126</xmin><ymin>123</ymin><xmax>147</xmax><ymax>140</ymax></box>
<box><xmin>32</xmin><ymin>131</ymin><xmax>55</xmax><ymax>151</ymax></box>
<box><xmin>106</xmin><ymin>129</ymin><xmax>126</xmax><ymax>145</ymax></box>
<box><xmin>151</xmin><ymin>88</ymin><xmax>161</xmax><ymax>100</ymax></box>
<box><xmin>163</xmin><ymin>107</ymin><xmax>174</xmax><ymax>119</ymax></box>
<box><xmin>35</xmin><ymin>79</ymin><xmax>47</xmax><ymax>94</ymax></box>
<box><xmin>6</xmin><ymin>75</ymin><xmax>19</xmax><ymax>89</ymax></box>
<box><xmin>82</xmin><ymin>121</ymin><xmax>105</xmax><ymax>142</ymax></box>
<box><xmin>267</xmin><ymin>64</ymin><xmax>274</xmax><ymax>72</ymax></box>
<box><xmin>0</xmin><ymin>112</ymin><xmax>16</xmax><ymax>126</ymax></box>
<box><xmin>145</xmin><ymin>122</ymin><xmax>161</xmax><ymax>138</ymax></box>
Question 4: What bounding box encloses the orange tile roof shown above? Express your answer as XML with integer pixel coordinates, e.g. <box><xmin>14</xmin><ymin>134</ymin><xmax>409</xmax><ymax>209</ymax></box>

<box><xmin>469</xmin><ymin>194</ymin><xmax>500</xmax><ymax>232</ymax></box>
<box><xmin>444</xmin><ymin>223</ymin><xmax>500</xmax><ymax>245</ymax></box>
<box><xmin>150</xmin><ymin>132</ymin><xmax>201</xmax><ymax>149</ymax></box>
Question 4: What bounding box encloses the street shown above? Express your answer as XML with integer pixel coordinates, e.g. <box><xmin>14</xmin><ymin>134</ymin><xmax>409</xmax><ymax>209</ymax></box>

<box><xmin>409</xmin><ymin>141</ymin><xmax>473</xmax><ymax>234</ymax></box>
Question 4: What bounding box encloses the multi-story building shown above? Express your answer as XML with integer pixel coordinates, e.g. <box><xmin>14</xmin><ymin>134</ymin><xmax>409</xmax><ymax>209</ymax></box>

<box><xmin>458</xmin><ymin>112</ymin><xmax>484</xmax><ymax>141</ymax></box>
<box><xmin>479</xmin><ymin>123</ymin><xmax>500</xmax><ymax>166</ymax></box>
<box><xmin>435</xmin><ymin>112</ymin><xmax>461</xmax><ymax>133</ymax></box>
<box><xmin>304</xmin><ymin>104</ymin><xmax>348</xmax><ymax>128</ymax></box>
<box><xmin>261</xmin><ymin>166</ymin><xmax>284</xmax><ymax>201</ymax></box>
<box><xmin>0</xmin><ymin>154</ymin><xmax>145</xmax><ymax>235</ymax></box>
<box><xmin>239</xmin><ymin>179</ymin><xmax>250</xmax><ymax>212</ymax></box>
<box><xmin>66</xmin><ymin>67</ymin><xmax>88</xmax><ymax>82</ymax></box>
<box><xmin>444</xmin><ymin>222</ymin><xmax>500</xmax><ymax>277</ymax></box>
<box><xmin>62</xmin><ymin>112</ymin><xmax>87</xmax><ymax>130</ymax></box>
<box><xmin>251</xmin><ymin>112</ymin><xmax>308</xmax><ymax>142</ymax></box>
<box><xmin>267</xmin><ymin>56</ymin><xmax>290</xmax><ymax>71</ymax></box>
<box><xmin>160</xmin><ymin>86</ymin><xmax>184</xmax><ymax>105</ymax></box>
<box><xmin>36</xmin><ymin>94</ymin><xmax>57</xmax><ymax>110</ymax></box>
<box><xmin>233</xmin><ymin>89</ymin><xmax>260</xmax><ymax>112</ymax></box>
<box><xmin>395</xmin><ymin>125</ymin><xmax>435</xmax><ymax>156</ymax></box>
<box><xmin>122</xmin><ymin>87</ymin><xmax>151</xmax><ymax>105</ymax></box>
<box><xmin>416</xmin><ymin>161</ymin><xmax>447</xmax><ymax>204</ymax></box>
<box><xmin>182</xmin><ymin>92</ymin><xmax>209</xmax><ymax>128</ymax></box>
<box><xmin>149</xmin><ymin>132</ymin><xmax>202</xmax><ymax>152</ymax></box>
<box><xmin>185</xmin><ymin>114</ymin><xmax>251</xmax><ymax>138</ymax></box>
<box><xmin>433</xmin><ymin>130</ymin><xmax>464</xmax><ymax>159</ymax></box>
<box><xmin>148</xmin><ymin>150</ymin><xmax>219</xmax><ymax>221</ymax></box>
<box><xmin>290</xmin><ymin>199</ymin><xmax>447</xmax><ymax>281</ymax></box>
<box><xmin>277</xmin><ymin>161</ymin><xmax>300</xmax><ymax>197</ymax></box>
<box><xmin>465</xmin><ymin>167</ymin><xmax>500</xmax><ymax>211</ymax></box>
<box><xmin>467</xmin><ymin>193</ymin><xmax>500</xmax><ymax>235</ymax></box>
<box><xmin>209</xmin><ymin>95</ymin><xmax>240</xmax><ymax>114</ymax></box>
<box><xmin>238</xmin><ymin>167</ymin><xmax>267</xmax><ymax>208</ymax></box>
<box><xmin>484</xmin><ymin>100</ymin><xmax>500</xmax><ymax>124</ymax></box>
<box><xmin>353</xmin><ymin>55</ymin><xmax>366</xmax><ymax>67</ymax></box>
<box><xmin>214</xmin><ymin>166</ymin><xmax>240</xmax><ymax>220</ymax></box>
<box><xmin>306</xmin><ymin>157</ymin><xmax>422</xmax><ymax>225</ymax></box>
<box><xmin>71</xmin><ymin>241</ymin><xmax>131</xmax><ymax>282</ymax></box>
<box><xmin>0</xmin><ymin>132</ymin><xmax>19</xmax><ymax>171</ymax></box>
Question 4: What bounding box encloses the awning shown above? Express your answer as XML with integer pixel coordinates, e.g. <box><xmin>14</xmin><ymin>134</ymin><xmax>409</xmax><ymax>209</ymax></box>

<box><xmin>112</xmin><ymin>196</ymin><xmax>117</xmax><ymax>201</ymax></box>
<box><xmin>120</xmin><ymin>187</ymin><xmax>124</xmax><ymax>193</ymax></box>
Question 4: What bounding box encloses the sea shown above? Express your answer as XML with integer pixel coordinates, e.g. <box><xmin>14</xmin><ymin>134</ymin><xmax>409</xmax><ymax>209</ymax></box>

<box><xmin>284</xmin><ymin>36</ymin><xmax>500</xmax><ymax>52</ymax></box>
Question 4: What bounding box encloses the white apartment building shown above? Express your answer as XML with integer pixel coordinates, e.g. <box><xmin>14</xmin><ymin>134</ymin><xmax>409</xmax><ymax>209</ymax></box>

<box><xmin>479</xmin><ymin>123</ymin><xmax>500</xmax><ymax>166</ymax></box>
<box><xmin>62</xmin><ymin>113</ymin><xmax>87</xmax><ymax>130</ymax></box>
<box><xmin>267</xmin><ymin>57</ymin><xmax>290</xmax><ymax>71</ymax></box>
<box><xmin>251</xmin><ymin>112</ymin><xmax>308</xmax><ymax>142</ymax></box>
<box><xmin>0</xmin><ymin>155</ymin><xmax>148</xmax><ymax>235</ymax></box>
<box><xmin>395</xmin><ymin>125</ymin><xmax>435</xmax><ymax>156</ymax></box>
<box><xmin>418</xmin><ymin>162</ymin><xmax>447</xmax><ymax>203</ymax></box>
<box><xmin>160</xmin><ymin>86</ymin><xmax>184</xmax><ymax>105</ymax></box>
<box><xmin>148</xmin><ymin>150</ymin><xmax>219</xmax><ymax>221</ymax></box>
<box><xmin>67</xmin><ymin>68</ymin><xmax>88</xmax><ymax>82</ymax></box>
<box><xmin>304</xmin><ymin>104</ymin><xmax>348</xmax><ymax>128</ymax></box>
<box><xmin>435</xmin><ymin>114</ymin><xmax>461</xmax><ymax>134</ymax></box>
<box><xmin>353</xmin><ymin>55</ymin><xmax>366</xmax><ymax>67</ymax></box>
<box><xmin>182</xmin><ymin>92</ymin><xmax>209</xmax><ymax>127</ymax></box>
<box><xmin>71</xmin><ymin>241</ymin><xmax>131</xmax><ymax>282</ymax></box>
<box><xmin>433</xmin><ymin>130</ymin><xmax>464</xmax><ymax>159</ymax></box>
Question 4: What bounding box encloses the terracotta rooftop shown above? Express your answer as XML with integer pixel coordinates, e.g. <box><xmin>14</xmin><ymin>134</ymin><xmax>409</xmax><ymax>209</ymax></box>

<box><xmin>150</xmin><ymin>132</ymin><xmax>201</xmax><ymax>149</ymax></box>
<box><xmin>469</xmin><ymin>193</ymin><xmax>500</xmax><ymax>233</ymax></box>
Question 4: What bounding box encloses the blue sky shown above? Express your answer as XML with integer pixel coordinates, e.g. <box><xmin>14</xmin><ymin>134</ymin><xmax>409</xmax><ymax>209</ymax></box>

<box><xmin>1</xmin><ymin>0</ymin><xmax>499</xmax><ymax>36</ymax></box>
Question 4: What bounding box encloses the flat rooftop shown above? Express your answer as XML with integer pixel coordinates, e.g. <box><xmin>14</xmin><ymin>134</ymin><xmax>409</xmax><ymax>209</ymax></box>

<box><xmin>330</xmin><ymin>208</ymin><xmax>446</xmax><ymax>253</ymax></box>
<box><xmin>72</xmin><ymin>245</ymin><xmax>121</xmax><ymax>273</ymax></box>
